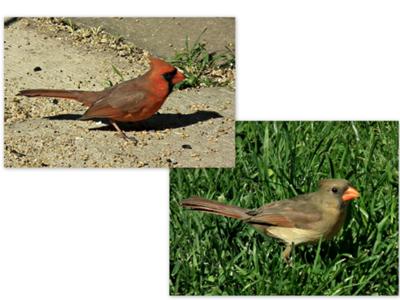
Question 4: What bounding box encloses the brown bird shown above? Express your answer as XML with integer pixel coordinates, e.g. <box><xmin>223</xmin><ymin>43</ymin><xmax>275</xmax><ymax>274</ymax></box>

<box><xmin>182</xmin><ymin>179</ymin><xmax>360</xmax><ymax>260</ymax></box>
<box><xmin>17</xmin><ymin>56</ymin><xmax>185</xmax><ymax>142</ymax></box>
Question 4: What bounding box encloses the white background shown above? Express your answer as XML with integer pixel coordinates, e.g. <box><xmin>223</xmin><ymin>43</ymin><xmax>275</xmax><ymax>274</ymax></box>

<box><xmin>1</xmin><ymin>1</ymin><xmax>399</xmax><ymax>299</ymax></box>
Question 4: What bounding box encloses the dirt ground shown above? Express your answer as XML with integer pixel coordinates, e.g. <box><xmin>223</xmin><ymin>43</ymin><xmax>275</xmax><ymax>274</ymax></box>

<box><xmin>4</xmin><ymin>18</ymin><xmax>235</xmax><ymax>168</ymax></box>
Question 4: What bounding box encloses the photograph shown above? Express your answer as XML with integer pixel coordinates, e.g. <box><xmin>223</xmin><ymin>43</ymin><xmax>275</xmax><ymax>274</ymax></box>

<box><xmin>170</xmin><ymin>121</ymin><xmax>399</xmax><ymax>295</ymax></box>
<box><xmin>4</xmin><ymin>17</ymin><xmax>235</xmax><ymax>168</ymax></box>
<box><xmin>1</xmin><ymin>2</ymin><xmax>399</xmax><ymax>300</ymax></box>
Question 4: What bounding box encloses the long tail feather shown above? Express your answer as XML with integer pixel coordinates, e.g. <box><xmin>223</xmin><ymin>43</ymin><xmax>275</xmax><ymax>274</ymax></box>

<box><xmin>181</xmin><ymin>196</ymin><xmax>248</xmax><ymax>220</ymax></box>
<box><xmin>17</xmin><ymin>89</ymin><xmax>101</xmax><ymax>106</ymax></box>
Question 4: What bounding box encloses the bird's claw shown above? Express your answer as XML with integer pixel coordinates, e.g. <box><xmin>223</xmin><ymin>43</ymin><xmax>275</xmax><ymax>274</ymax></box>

<box><xmin>120</xmin><ymin>133</ymin><xmax>138</xmax><ymax>145</ymax></box>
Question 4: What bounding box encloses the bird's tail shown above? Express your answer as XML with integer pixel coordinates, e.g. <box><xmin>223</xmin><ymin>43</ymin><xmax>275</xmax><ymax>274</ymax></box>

<box><xmin>17</xmin><ymin>89</ymin><xmax>102</xmax><ymax>107</ymax></box>
<box><xmin>181</xmin><ymin>196</ymin><xmax>248</xmax><ymax>220</ymax></box>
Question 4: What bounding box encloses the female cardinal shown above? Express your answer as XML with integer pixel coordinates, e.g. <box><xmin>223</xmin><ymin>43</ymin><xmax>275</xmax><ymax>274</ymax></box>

<box><xmin>182</xmin><ymin>179</ymin><xmax>360</xmax><ymax>260</ymax></box>
<box><xmin>17</xmin><ymin>57</ymin><xmax>185</xmax><ymax>142</ymax></box>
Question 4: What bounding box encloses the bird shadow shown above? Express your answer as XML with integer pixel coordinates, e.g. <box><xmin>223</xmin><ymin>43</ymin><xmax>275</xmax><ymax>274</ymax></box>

<box><xmin>44</xmin><ymin>110</ymin><xmax>223</xmax><ymax>132</ymax></box>
<box><xmin>45</xmin><ymin>114</ymin><xmax>82</xmax><ymax>121</ymax></box>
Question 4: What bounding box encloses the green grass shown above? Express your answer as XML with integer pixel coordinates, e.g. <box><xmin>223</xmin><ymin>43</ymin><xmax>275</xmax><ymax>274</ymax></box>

<box><xmin>169</xmin><ymin>28</ymin><xmax>235</xmax><ymax>89</ymax></box>
<box><xmin>49</xmin><ymin>18</ymin><xmax>235</xmax><ymax>89</ymax></box>
<box><xmin>170</xmin><ymin>121</ymin><xmax>399</xmax><ymax>295</ymax></box>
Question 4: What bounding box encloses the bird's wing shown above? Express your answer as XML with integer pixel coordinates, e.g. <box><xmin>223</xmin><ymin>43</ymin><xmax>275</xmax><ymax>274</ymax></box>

<box><xmin>82</xmin><ymin>79</ymin><xmax>148</xmax><ymax>119</ymax></box>
<box><xmin>246</xmin><ymin>195</ymin><xmax>323</xmax><ymax>229</ymax></box>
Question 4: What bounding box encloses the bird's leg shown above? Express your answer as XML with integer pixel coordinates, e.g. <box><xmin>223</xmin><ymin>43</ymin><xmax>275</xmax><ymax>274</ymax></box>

<box><xmin>110</xmin><ymin>120</ymin><xmax>138</xmax><ymax>144</ymax></box>
<box><xmin>282</xmin><ymin>243</ymin><xmax>293</xmax><ymax>263</ymax></box>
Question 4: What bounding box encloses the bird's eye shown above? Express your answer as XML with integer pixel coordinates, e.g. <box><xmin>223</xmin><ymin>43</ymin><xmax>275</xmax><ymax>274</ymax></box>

<box><xmin>331</xmin><ymin>187</ymin><xmax>338</xmax><ymax>193</ymax></box>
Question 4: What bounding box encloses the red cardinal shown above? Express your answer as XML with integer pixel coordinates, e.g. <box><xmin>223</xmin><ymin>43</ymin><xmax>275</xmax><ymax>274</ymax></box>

<box><xmin>18</xmin><ymin>57</ymin><xmax>185</xmax><ymax>142</ymax></box>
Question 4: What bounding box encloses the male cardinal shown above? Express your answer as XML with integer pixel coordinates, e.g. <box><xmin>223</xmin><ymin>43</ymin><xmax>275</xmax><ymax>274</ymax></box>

<box><xmin>182</xmin><ymin>179</ymin><xmax>360</xmax><ymax>260</ymax></box>
<box><xmin>17</xmin><ymin>57</ymin><xmax>185</xmax><ymax>142</ymax></box>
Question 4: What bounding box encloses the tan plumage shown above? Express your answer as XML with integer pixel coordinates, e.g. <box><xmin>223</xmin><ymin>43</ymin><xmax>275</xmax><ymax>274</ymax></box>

<box><xmin>182</xmin><ymin>179</ymin><xmax>360</xmax><ymax>260</ymax></box>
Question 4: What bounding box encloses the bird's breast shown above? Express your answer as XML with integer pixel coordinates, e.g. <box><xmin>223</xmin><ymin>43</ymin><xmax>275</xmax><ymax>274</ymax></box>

<box><xmin>263</xmin><ymin>226</ymin><xmax>322</xmax><ymax>245</ymax></box>
<box><xmin>318</xmin><ymin>206</ymin><xmax>347</xmax><ymax>240</ymax></box>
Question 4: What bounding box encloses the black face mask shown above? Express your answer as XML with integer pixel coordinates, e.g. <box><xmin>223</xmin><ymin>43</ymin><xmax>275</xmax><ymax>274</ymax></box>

<box><xmin>162</xmin><ymin>69</ymin><xmax>178</xmax><ymax>93</ymax></box>
<box><xmin>162</xmin><ymin>69</ymin><xmax>178</xmax><ymax>82</ymax></box>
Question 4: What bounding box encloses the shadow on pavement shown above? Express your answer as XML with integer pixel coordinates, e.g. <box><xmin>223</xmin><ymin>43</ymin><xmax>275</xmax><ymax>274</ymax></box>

<box><xmin>44</xmin><ymin>110</ymin><xmax>223</xmax><ymax>131</ymax></box>
<box><xmin>45</xmin><ymin>114</ymin><xmax>82</xmax><ymax>121</ymax></box>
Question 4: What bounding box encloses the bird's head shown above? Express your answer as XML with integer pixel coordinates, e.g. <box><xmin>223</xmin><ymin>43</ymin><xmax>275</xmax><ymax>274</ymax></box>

<box><xmin>149</xmin><ymin>56</ymin><xmax>185</xmax><ymax>85</ymax></box>
<box><xmin>318</xmin><ymin>179</ymin><xmax>360</xmax><ymax>203</ymax></box>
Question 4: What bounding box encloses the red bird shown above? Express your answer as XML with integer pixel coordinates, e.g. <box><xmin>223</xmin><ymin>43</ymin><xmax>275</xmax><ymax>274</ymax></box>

<box><xmin>18</xmin><ymin>57</ymin><xmax>185</xmax><ymax>142</ymax></box>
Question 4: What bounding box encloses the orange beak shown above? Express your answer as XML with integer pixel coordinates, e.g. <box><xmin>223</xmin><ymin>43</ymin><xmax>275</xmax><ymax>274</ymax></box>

<box><xmin>342</xmin><ymin>186</ymin><xmax>360</xmax><ymax>201</ymax></box>
<box><xmin>172</xmin><ymin>69</ymin><xmax>185</xmax><ymax>85</ymax></box>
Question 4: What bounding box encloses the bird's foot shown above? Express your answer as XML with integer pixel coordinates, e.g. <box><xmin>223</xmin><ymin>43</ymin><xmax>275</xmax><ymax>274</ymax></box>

<box><xmin>282</xmin><ymin>244</ymin><xmax>293</xmax><ymax>265</ymax></box>
<box><xmin>119</xmin><ymin>132</ymin><xmax>138</xmax><ymax>144</ymax></box>
<box><xmin>110</xmin><ymin>120</ymin><xmax>138</xmax><ymax>144</ymax></box>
